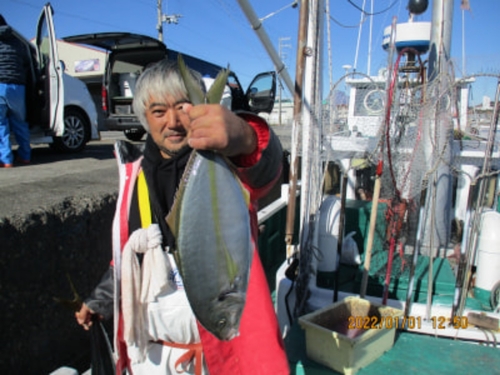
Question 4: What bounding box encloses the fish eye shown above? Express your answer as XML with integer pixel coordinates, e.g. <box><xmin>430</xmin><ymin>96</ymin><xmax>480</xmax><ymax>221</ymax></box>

<box><xmin>217</xmin><ymin>318</ymin><xmax>227</xmax><ymax>329</ymax></box>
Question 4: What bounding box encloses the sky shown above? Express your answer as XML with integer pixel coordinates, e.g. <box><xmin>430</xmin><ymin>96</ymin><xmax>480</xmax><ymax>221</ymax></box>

<box><xmin>2</xmin><ymin>0</ymin><xmax>500</xmax><ymax>100</ymax></box>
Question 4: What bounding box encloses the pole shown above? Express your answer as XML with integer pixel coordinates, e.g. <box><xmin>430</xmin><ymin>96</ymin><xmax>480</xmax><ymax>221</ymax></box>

<box><xmin>404</xmin><ymin>183</ymin><xmax>429</xmax><ymax>318</ymax></box>
<box><xmin>279</xmin><ymin>37</ymin><xmax>292</xmax><ymax>126</ymax></box>
<box><xmin>359</xmin><ymin>161</ymin><xmax>382</xmax><ymax>298</ymax></box>
<box><xmin>325</xmin><ymin>0</ymin><xmax>333</xmax><ymax>92</ymax></box>
<box><xmin>236</xmin><ymin>0</ymin><xmax>295</xmax><ymax>94</ymax></box>
<box><xmin>157</xmin><ymin>0</ymin><xmax>163</xmax><ymax>42</ymax></box>
<box><xmin>422</xmin><ymin>0</ymin><xmax>454</xmax><ymax>250</ymax></box>
<box><xmin>455</xmin><ymin>78</ymin><xmax>500</xmax><ymax>318</ymax></box>
<box><xmin>284</xmin><ymin>0</ymin><xmax>309</xmax><ymax>256</ymax></box>
<box><xmin>334</xmin><ymin>169</ymin><xmax>348</xmax><ymax>302</ymax></box>
<box><xmin>237</xmin><ymin>0</ymin><xmax>307</xmax><ymax>257</ymax></box>
<box><xmin>425</xmin><ymin>174</ymin><xmax>438</xmax><ymax>320</ymax></box>
<box><xmin>360</xmin><ymin>16</ymin><xmax>397</xmax><ymax>299</ymax></box>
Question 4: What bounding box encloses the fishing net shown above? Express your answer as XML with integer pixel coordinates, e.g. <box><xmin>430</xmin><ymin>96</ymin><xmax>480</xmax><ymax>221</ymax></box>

<box><xmin>293</xmin><ymin>42</ymin><xmax>500</xmax><ymax>315</ymax></box>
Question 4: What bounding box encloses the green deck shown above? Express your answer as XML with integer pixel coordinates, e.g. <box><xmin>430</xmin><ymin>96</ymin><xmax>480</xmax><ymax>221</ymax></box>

<box><xmin>286</xmin><ymin>323</ymin><xmax>500</xmax><ymax>374</ymax></box>
<box><xmin>259</xmin><ymin>197</ymin><xmax>499</xmax><ymax>374</ymax></box>
<box><xmin>259</xmin><ymin>198</ymin><xmax>490</xmax><ymax>309</ymax></box>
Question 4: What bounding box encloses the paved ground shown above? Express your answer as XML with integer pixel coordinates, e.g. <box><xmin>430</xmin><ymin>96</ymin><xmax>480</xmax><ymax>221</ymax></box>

<box><xmin>0</xmin><ymin>132</ymin><xmax>126</xmax><ymax>219</ymax></box>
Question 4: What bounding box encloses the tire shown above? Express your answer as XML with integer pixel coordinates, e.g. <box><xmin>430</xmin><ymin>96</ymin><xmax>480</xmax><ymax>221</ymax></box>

<box><xmin>124</xmin><ymin>128</ymin><xmax>146</xmax><ymax>142</ymax></box>
<box><xmin>52</xmin><ymin>108</ymin><xmax>89</xmax><ymax>153</ymax></box>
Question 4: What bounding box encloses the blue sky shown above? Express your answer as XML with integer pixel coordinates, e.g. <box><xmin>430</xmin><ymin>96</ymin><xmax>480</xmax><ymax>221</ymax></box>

<box><xmin>2</xmin><ymin>0</ymin><xmax>499</xmax><ymax>99</ymax></box>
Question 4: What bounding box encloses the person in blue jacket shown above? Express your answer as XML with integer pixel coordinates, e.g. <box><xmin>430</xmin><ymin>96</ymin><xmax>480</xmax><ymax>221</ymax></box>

<box><xmin>0</xmin><ymin>14</ymin><xmax>31</xmax><ymax>168</ymax></box>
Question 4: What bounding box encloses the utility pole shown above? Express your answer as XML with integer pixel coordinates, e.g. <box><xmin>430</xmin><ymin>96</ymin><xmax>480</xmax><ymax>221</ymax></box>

<box><xmin>157</xmin><ymin>0</ymin><xmax>182</xmax><ymax>42</ymax></box>
<box><xmin>278</xmin><ymin>37</ymin><xmax>291</xmax><ymax>125</ymax></box>
<box><xmin>157</xmin><ymin>0</ymin><xmax>163</xmax><ymax>41</ymax></box>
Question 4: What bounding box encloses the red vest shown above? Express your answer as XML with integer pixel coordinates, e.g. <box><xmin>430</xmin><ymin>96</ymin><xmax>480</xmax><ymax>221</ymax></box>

<box><xmin>113</xmin><ymin>116</ymin><xmax>289</xmax><ymax>374</ymax></box>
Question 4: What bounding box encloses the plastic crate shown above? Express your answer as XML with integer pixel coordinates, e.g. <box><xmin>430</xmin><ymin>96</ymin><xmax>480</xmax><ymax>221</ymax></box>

<box><xmin>298</xmin><ymin>297</ymin><xmax>403</xmax><ymax>374</ymax></box>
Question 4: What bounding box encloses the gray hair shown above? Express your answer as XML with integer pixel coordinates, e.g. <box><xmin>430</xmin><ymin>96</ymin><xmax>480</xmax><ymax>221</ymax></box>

<box><xmin>132</xmin><ymin>58</ymin><xmax>205</xmax><ymax>132</ymax></box>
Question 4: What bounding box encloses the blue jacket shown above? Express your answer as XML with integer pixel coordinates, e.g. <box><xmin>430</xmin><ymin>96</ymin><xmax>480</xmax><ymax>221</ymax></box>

<box><xmin>0</xmin><ymin>25</ymin><xmax>30</xmax><ymax>85</ymax></box>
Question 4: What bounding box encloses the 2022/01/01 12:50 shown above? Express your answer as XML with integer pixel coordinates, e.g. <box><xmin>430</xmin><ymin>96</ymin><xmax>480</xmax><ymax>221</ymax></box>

<box><xmin>347</xmin><ymin>315</ymin><xmax>469</xmax><ymax>330</ymax></box>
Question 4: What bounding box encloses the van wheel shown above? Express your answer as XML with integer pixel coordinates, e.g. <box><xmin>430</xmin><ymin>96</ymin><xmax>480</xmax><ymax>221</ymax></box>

<box><xmin>53</xmin><ymin>109</ymin><xmax>89</xmax><ymax>153</ymax></box>
<box><xmin>124</xmin><ymin>128</ymin><xmax>146</xmax><ymax>142</ymax></box>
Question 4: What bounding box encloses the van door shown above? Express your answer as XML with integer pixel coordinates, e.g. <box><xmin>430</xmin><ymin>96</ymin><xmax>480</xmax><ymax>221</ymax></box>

<box><xmin>35</xmin><ymin>3</ymin><xmax>64</xmax><ymax>136</ymax></box>
<box><xmin>245</xmin><ymin>72</ymin><xmax>276</xmax><ymax>114</ymax></box>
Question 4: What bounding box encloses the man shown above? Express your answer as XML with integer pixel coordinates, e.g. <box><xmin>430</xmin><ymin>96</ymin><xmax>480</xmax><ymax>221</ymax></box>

<box><xmin>0</xmin><ymin>15</ymin><xmax>31</xmax><ymax>168</ymax></box>
<box><xmin>76</xmin><ymin>59</ymin><xmax>289</xmax><ymax>375</ymax></box>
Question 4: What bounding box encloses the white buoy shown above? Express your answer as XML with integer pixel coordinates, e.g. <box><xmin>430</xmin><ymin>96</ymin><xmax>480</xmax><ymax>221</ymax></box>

<box><xmin>382</xmin><ymin>22</ymin><xmax>431</xmax><ymax>53</ymax></box>
<box><xmin>313</xmin><ymin>195</ymin><xmax>341</xmax><ymax>273</ymax></box>
<box><xmin>475</xmin><ymin>210</ymin><xmax>500</xmax><ymax>294</ymax></box>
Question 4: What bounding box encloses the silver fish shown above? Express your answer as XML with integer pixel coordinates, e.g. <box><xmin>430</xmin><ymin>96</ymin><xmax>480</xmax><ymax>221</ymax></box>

<box><xmin>167</xmin><ymin>150</ymin><xmax>252</xmax><ymax>340</ymax></box>
<box><xmin>165</xmin><ymin>55</ymin><xmax>252</xmax><ymax>341</ymax></box>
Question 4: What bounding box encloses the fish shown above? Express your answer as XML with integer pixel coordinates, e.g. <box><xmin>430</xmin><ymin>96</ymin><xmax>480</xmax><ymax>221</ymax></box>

<box><xmin>177</xmin><ymin>53</ymin><xmax>229</xmax><ymax>106</ymax></box>
<box><xmin>165</xmin><ymin>55</ymin><xmax>252</xmax><ymax>341</ymax></box>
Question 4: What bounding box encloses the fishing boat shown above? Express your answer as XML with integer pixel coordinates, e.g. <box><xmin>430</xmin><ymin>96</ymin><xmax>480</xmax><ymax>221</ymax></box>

<box><xmin>239</xmin><ymin>0</ymin><xmax>500</xmax><ymax>373</ymax></box>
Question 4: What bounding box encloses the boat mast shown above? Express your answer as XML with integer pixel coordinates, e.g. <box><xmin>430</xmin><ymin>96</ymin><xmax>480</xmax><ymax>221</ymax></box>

<box><xmin>285</xmin><ymin>0</ymin><xmax>309</xmax><ymax>256</ymax></box>
<box><xmin>294</xmin><ymin>0</ymin><xmax>326</xmax><ymax>317</ymax></box>
<box><xmin>300</xmin><ymin>0</ymin><xmax>325</xmax><ymax>229</ymax></box>
<box><xmin>422</xmin><ymin>0</ymin><xmax>454</xmax><ymax>252</ymax></box>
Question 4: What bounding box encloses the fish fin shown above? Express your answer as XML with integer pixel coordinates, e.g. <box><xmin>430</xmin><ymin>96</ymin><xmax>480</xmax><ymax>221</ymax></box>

<box><xmin>165</xmin><ymin>209</ymin><xmax>178</xmax><ymax>241</ymax></box>
<box><xmin>173</xmin><ymin>249</ymin><xmax>182</xmax><ymax>273</ymax></box>
<box><xmin>166</xmin><ymin>150</ymin><xmax>198</xmax><ymax>236</ymax></box>
<box><xmin>177</xmin><ymin>54</ymin><xmax>206</xmax><ymax>105</ymax></box>
<box><xmin>206</xmin><ymin>66</ymin><xmax>230</xmax><ymax>105</ymax></box>
<box><xmin>165</xmin><ymin>187</ymin><xmax>180</xmax><ymax>237</ymax></box>
<box><xmin>240</xmin><ymin>182</ymin><xmax>250</xmax><ymax>207</ymax></box>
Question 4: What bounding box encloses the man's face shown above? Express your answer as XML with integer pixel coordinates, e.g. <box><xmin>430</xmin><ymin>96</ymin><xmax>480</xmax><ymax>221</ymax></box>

<box><xmin>145</xmin><ymin>95</ymin><xmax>192</xmax><ymax>158</ymax></box>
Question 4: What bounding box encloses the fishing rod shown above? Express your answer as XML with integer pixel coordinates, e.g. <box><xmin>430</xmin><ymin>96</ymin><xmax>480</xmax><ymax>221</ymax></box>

<box><xmin>451</xmin><ymin>178</ymin><xmax>475</xmax><ymax>321</ymax></box>
<box><xmin>404</xmin><ymin>180</ymin><xmax>429</xmax><ymax>318</ymax></box>
<box><xmin>455</xmin><ymin>78</ymin><xmax>500</xmax><ymax>318</ymax></box>
<box><xmin>334</xmin><ymin>168</ymin><xmax>348</xmax><ymax>302</ymax></box>
<box><xmin>425</xmin><ymin>173</ymin><xmax>438</xmax><ymax>320</ymax></box>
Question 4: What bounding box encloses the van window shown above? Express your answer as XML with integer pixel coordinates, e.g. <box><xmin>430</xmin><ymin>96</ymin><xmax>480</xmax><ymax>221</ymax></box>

<box><xmin>113</xmin><ymin>60</ymin><xmax>142</xmax><ymax>74</ymax></box>
<box><xmin>37</xmin><ymin>22</ymin><xmax>51</xmax><ymax>70</ymax></box>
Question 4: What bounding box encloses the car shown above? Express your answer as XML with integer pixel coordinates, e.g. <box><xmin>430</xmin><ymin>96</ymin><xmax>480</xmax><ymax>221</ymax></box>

<box><xmin>10</xmin><ymin>4</ymin><xmax>100</xmax><ymax>153</ymax></box>
<box><xmin>63</xmin><ymin>32</ymin><xmax>276</xmax><ymax>141</ymax></box>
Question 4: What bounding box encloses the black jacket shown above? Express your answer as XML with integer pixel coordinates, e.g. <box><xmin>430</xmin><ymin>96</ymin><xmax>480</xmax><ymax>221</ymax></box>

<box><xmin>0</xmin><ymin>25</ymin><xmax>30</xmax><ymax>85</ymax></box>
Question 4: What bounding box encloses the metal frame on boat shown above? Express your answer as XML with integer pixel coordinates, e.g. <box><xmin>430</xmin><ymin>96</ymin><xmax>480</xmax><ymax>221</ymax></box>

<box><xmin>240</xmin><ymin>0</ymin><xmax>500</xmax><ymax>373</ymax></box>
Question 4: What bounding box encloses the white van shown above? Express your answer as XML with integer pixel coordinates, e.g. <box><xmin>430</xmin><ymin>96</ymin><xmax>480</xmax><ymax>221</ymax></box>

<box><xmin>64</xmin><ymin>33</ymin><xmax>276</xmax><ymax>142</ymax></box>
<box><xmin>10</xmin><ymin>4</ymin><xmax>99</xmax><ymax>153</ymax></box>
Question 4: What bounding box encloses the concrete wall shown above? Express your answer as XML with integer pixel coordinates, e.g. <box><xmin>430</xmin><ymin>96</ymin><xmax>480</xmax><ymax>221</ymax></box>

<box><xmin>0</xmin><ymin>193</ymin><xmax>117</xmax><ymax>375</ymax></box>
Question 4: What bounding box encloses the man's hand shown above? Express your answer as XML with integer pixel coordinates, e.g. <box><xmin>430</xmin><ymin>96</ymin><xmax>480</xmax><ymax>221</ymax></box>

<box><xmin>185</xmin><ymin>104</ymin><xmax>257</xmax><ymax>157</ymax></box>
<box><xmin>75</xmin><ymin>303</ymin><xmax>98</xmax><ymax>331</ymax></box>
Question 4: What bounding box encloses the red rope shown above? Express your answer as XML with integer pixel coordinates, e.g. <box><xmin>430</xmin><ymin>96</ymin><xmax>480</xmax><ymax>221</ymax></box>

<box><xmin>154</xmin><ymin>340</ymin><xmax>203</xmax><ymax>375</ymax></box>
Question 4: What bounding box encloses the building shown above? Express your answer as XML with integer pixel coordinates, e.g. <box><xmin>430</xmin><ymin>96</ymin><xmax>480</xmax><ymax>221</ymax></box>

<box><xmin>52</xmin><ymin>40</ymin><xmax>108</xmax><ymax>129</ymax></box>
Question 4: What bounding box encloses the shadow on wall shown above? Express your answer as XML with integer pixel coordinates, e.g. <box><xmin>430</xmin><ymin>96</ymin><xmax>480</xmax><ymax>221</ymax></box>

<box><xmin>0</xmin><ymin>193</ymin><xmax>117</xmax><ymax>375</ymax></box>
